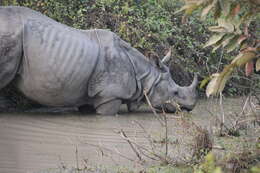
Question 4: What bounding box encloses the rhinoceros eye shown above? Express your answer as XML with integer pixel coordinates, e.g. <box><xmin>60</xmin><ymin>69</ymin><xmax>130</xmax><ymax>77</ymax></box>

<box><xmin>173</xmin><ymin>91</ymin><xmax>178</xmax><ymax>96</ymax></box>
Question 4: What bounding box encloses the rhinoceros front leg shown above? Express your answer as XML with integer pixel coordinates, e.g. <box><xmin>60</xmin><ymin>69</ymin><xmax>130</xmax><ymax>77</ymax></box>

<box><xmin>0</xmin><ymin>96</ymin><xmax>15</xmax><ymax>112</ymax></box>
<box><xmin>78</xmin><ymin>104</ymin><xmax>96</xmax><ymax>114</ymax></box>
<box><xmin>127</xmin><ymin>101</ymin><xmax>142</xmax><ymax>112</ymax></box>
<box><xmin>96</xmin><ymin>99</ymin><xmax>122</xmax><ymax>115</ymax></box>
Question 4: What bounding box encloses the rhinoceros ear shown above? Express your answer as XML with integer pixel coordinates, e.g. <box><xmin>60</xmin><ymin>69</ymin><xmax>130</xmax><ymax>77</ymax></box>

<box><xmin>153</xmin><ymin>57</ymin><xmax>170</xmax><ymax>73</ymax></box>
<box><xmin>161</xmin><ymin>49</ymin><xmax>171</xmax><ymax>64</ymax></box>
<box><xmin>152</xmin><ymin>56</ymin><xmax>163</xmax><ymax>68</ymax></box>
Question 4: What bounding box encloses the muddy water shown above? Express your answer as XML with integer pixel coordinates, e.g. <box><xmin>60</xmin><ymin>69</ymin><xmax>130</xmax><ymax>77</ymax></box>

<box><xmin>0</xmin><ymin>97</ymin><xmax>256</xmax><ymax>173</ymax></box>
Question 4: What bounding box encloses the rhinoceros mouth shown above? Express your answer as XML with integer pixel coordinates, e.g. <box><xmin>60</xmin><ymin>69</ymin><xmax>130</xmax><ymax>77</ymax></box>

<box><xmin>156</xmin><ymin>99</ymin><xmax>194</xmax><ymax>113</ymax></box>
<box><xmin>179</xmin><ymin>106</ymin><xmax>193</xmax><ymax>112</ymax></box>
<box><xmin>163</xmin><ymin>104</ymin><xmax>193</xmax><ymax>113</ymax></box>
<box><xmin>153</xmin><ymin>99</ymin><xmax>178</xmax><ymax>113</ymax></box>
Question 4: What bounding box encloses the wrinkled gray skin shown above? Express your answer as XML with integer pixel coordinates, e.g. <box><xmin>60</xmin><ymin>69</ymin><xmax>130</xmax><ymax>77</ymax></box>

<box><xmin>0</xmin><ymin>6</ymin><xmax>198</xmax><ymax>115</ymax></box>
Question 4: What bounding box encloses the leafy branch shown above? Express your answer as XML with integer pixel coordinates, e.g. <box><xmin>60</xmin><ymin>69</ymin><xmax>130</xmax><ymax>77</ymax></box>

<box><xmin>177</xmin><ymin>0</ymin><xmax>260</xmax><ymax>96</ymax></box>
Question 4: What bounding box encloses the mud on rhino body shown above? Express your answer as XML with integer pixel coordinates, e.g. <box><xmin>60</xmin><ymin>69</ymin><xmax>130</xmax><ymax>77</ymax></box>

<box><xmin>0</xmin><ymin>6</ymin><xmax>198</xmax><ymax>115</ymax></box>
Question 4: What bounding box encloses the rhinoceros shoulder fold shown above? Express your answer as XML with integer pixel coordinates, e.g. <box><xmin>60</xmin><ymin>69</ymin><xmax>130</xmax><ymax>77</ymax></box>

<box><xmin>84</xmin><ymin>30</ymin><xmax>137</xmax><ymax>100</ymax></box>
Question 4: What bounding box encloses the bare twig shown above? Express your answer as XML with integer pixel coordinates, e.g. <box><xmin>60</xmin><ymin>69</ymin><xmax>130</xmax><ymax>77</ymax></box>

<box><xmin>133</xmin><ymin>120</ymin><xmax>155</xmax><ymax>150</ymax></box>
<box><xmin>162</xmin><ymin>109</ymin><xmax>168</xmax><ymax>159</ymax></box>
<box><xmin>248</xmin><ymin>93</ymin><xmax>259</xmax><ymax>118</ymax></box>
<box><xmin>237</xmin><ymin>118</ymin><xmax>260</xmax><ymax>125</ymax></box>
<box><xmin>217</xmin><ymin>49</ymin><xmax>224</xmax><ymax>72</ymax></box>
<box><xmin>58</xmin><ymin>155</ymin><xmax>66</xmax><ymax>170</ymax></box>
<box><xmin>206</xmin><ymin>109</ymin><xmax>230</xmax><ymax>132</ymax></box>
<box><xmin>119</xmin><ymin>129</ymin><xmax>143</xmax><ymax>162</ymax></box>
<box><xmin>132</xmin><ymin>120</ymin><xmax>173</xmax><ymax>162</ymax></box>
<box><xmin>252</xmin><ymin>92</ymin><xmax>260</xmax><ymax>104</ymax></box>
<box><xmin>219</xmin><ymin>93</ymin><xmax>225</xmax><ymax>135</ymax></box>
<box><xmin>212</xmin><ymin>145</ymin><xmax>225</xmax><ymax>150</ymax></box>
<box><xmin>84</xmin><ymin>142</ymin><xmax>137</xmax><ymax>163</ymax></box>
<box><xmin>137</xmin><ymin>148</ymin><xmax>160</xmax><ymax>161</ymax></box>
<box><xmin>83</xmin><ymin>159</ymin><xmax>88</xmax><ymax>170</ymax></box>
<box><xmin>143</xmin><ymin>89</ymin><xmax>164</xmax><ymax>126</ymax></box>
<box><xmin>75</xmin><ymin>145</ymin><xmax>79</xmax><ymax>172</ymax></box>
<box><xmin>118</xmin><ymin>131</ymin><xmax>170</xmax><ymax>164</ymax></box>
<box><xmin>241</xmin><ymin>95</ymin><xmax>250</xmax><ymax>116</ymax></box>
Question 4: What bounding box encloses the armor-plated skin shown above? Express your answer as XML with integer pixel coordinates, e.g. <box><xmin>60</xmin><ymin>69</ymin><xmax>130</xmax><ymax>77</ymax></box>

<box><xmin>0</xmin><ymin>6</ymin><xmax>198</xmax><ymax>115</ymax></box>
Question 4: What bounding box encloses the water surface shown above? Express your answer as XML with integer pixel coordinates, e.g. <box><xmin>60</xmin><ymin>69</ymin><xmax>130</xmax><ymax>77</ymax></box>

<box><xmin>0</xmin><ymin>97</ymin><xmax>257</xmax><ymax>173</ymax></box>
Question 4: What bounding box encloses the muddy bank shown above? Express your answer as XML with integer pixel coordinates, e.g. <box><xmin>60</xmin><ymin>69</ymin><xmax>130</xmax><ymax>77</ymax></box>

<box><xmin>0</xmin><ymin>97</ymin><xmax>259</xmax><ymax>173</ymax></box>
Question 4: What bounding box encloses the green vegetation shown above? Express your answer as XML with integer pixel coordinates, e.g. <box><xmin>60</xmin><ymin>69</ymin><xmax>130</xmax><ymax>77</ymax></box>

<box><xmin>2</xmin><ymin>0</ymin><xmax>257</xmax><ymax>95</ymax></box>
<box><xmin>0</xmin><ymin>2</ymin><xmax>259</xmax><ymax>173</ymax></box>
<box><xmin>177</xmin><ymin>0</ymin><xmax>260</xmax><ymax>96</ymax></box>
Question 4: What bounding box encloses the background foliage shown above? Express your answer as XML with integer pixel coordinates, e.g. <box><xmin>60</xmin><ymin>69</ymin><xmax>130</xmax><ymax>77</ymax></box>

<box><xmin>177</xmin><ymin>0</ymin><xmax>260</xmax><ymax>97</ymax></box>
<box><xmin>1</xmin><ymin>0</ymin><xmax>260</xmax><ymax>96</ymax></box>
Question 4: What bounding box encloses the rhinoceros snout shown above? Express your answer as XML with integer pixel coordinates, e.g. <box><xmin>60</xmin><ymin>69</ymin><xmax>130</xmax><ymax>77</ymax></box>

<box><xmin>162</xmin><ymin>103</ymin><xmax>195</xmax><ymax>113</ymax></box>
<box><xmin>180</xmin><ymin>106</ymin><xmax>194</xmax><ymax>112</ymax></box>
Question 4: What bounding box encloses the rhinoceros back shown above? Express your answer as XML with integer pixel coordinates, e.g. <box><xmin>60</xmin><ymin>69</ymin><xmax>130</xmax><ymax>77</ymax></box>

<box><xmin>17</xmin><ymin>16</ymin><xmax>100</xmax><ymax>106</ymax></box>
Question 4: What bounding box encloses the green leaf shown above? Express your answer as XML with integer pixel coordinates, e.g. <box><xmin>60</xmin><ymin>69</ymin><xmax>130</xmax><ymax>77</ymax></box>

<box><xmin>217</xmin><ymin>68</ymin><xmax>233</xmax><ymax>94</ymax></box>
<box><xmin>211</xmin><ymin>34</ymin><xmax>233</xmax><ymax>52</ymax></box>
<box><xmin>185</xmin><ymin>3</ymin><xmax>199</xmax><ymax>15</ymax></box>
<box><xmin>208</xmin><ymin>19</ymin><xmax>235</xmax><ymax>34</ymax></box>
<box><xmin>219</xmin><ymin>0</ymin><xmax>231</xmax><ymax>17</ymax></box>
<box><xmin>206</xmin><ymin>74</ymin><xmax>219</xmax><ymax>97</ymax></box>
<box><xmin>213</xmin><ymin>167</ymin><xmax>223</xmax><ymax>173</ymax></box>
<box><xmin>251</xmin><ymin>167</ymin><xmax>260</xmax><ymax>173</ymax></box>
<box><xmin>240</xmin><ymin>42</ymin><xmax>249</xmax><ymax>51</ymax></box>
<box><xmin>237</xmin><ymin>35</ymin><xmax>247</xmax><ymax>45</ymax></box>
<box><xmin>256</xmin><ymin>58</ymin><xmax>260</xmax><ymax>72</ymax></box>
<box><xmin>221</xmin><ymin>34</ymin><xmax>236</xmax><ymax>48</ymax></box>
<box><xmin>206</xmin><ymin>64</ymin><xmax>235</xmax><ymax>97</ymax></box>
<box><xmin>174</xmin><ymin>3</ymin><xmax>198</xmax><ymax>15</ymax></box>
<box><xmin>213</xmin><ymin>1</ymin><xmax>221</xmax><ymax>19</ymax></box>
<box><xmin>212</xmin><ymin>39</ymin><xmax>224</xmax><ymax>52</ymax></box>
<box><xmin>231</xmin><ymin>17</ymin><xmax>243</xmax><ymax>34</ymax></box>
<box><xmin>201</xmin><ymin>0</ymin><xmax>216</xmax><ymax>20</ymax></box>
<box><xmin>204</xmin><ymin>33</ymin><xmax>225</xmax><ymax>48</ymax></box>
<box><xmin>225</xmin><ymin>35</ymin><xmax>240</xmax><ymax>53</ymax></box>
<box><xmin>200</xmin><ymin>76</ymin><xmax>211</xmax><ymax>89</ymax></box>
<box><xmin>208</xmin><ymin>26</ymin><xmax>227</xmax><ymax>32</ymax></box>
<box><xmin>217</xmin><ymin>18</ymin><xmax>234</xmax><ymax>33</ymax></box>
<box><xmin>231</xmin><ymin>51</ymin><xmax>256</xmax><ymax>67</ymax></box>
<box><xmin>240</xmin><ymin>11</ymin><xmax>254</xmax><ymax>24</ymax></box>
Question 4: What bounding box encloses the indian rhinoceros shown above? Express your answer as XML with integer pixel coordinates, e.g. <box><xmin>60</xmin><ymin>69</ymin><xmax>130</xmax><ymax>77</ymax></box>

<box><xmin>0</xmin><ymin>6</ymin><xmax>198</xmax><ymax>115</ymax></box>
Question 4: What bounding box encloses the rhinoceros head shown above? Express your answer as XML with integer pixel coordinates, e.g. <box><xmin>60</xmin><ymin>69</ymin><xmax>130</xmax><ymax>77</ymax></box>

<box><xmin>163</xmin><ymin>73</ymin><xmax>198</xmax><ymax>112</ymax></box>
<box><xmin>147</xmin><ymin>53</ymin><xmax>198</xmax><ymax>113</ymax></box>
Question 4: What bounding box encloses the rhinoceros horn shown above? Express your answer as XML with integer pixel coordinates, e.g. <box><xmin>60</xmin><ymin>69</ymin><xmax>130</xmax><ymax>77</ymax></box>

<box><xmin>161</xmin><ymin>48</ymin><xmax>198</xmax><ymax>90</ymax></box>
<box><xmin>189</xmin><ymin>73</ymin><xmax>198</xmax><ymax>90</ymax></box>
